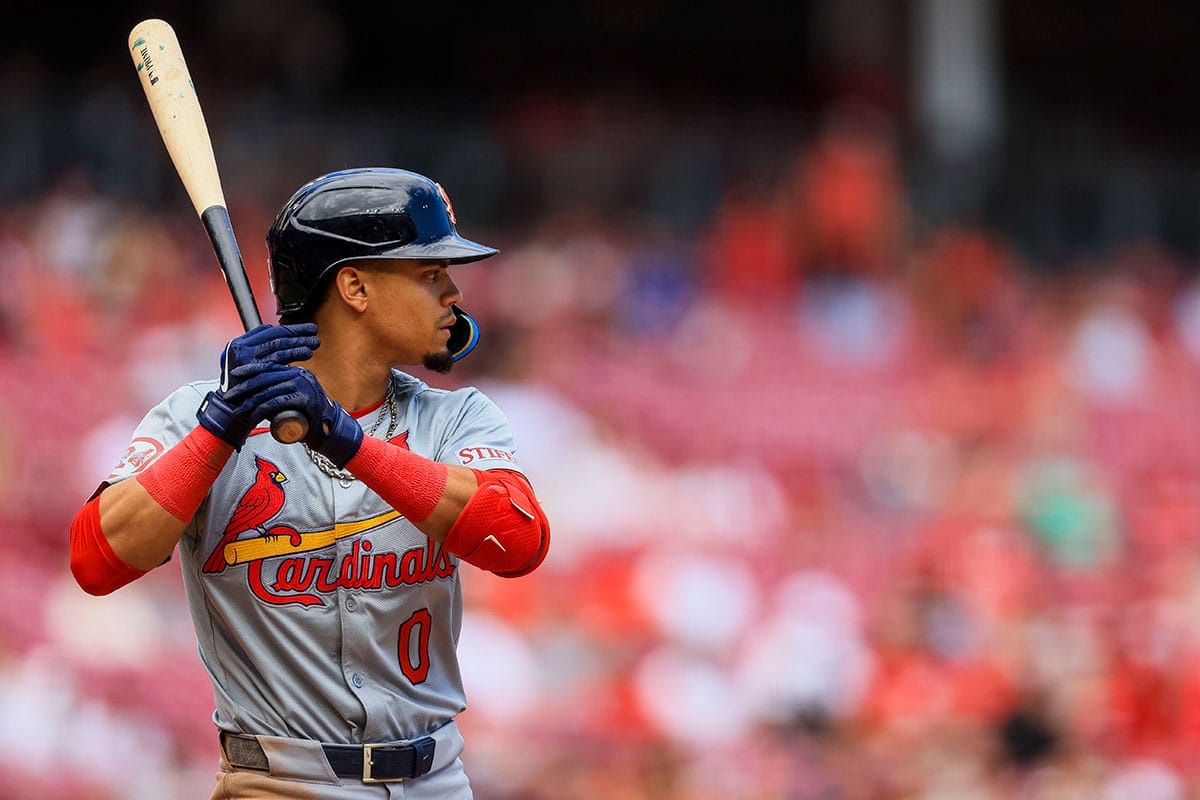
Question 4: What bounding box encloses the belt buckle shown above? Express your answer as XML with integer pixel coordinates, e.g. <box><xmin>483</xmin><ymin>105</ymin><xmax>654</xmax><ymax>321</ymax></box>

<box><xmin>361</xmin><ymin>742</ymin><xmax>401</xmax><ymax>784</ymax></box>
<box><xmin>360</xmin><ymin>737</ymin><xmax>437</xmax><ymax>783</ymax></box>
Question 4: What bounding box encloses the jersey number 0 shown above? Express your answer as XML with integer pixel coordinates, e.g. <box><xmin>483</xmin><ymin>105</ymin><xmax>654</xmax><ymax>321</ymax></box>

<box><xmin>398</xmin><ymin>608</ymin><xmax>432</xmax><ymax>684</ymax></box>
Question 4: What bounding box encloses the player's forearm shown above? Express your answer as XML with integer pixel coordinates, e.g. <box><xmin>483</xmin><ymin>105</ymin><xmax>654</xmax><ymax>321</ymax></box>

<box><xmin>345</xmin><ymin>436</ymin><xmax>477</xmax><ymax>542</ymax></box>
<box><xmin>97</xmin><ymin>478</ymin><xmax>194</xmax><ymax>569</ymax></box>
<box><xmin>98</xmin><ymin>426</ymin><xmax>233</xmax><ymax>570</ymax></box>
<box><xmin>336</xmin><ymin>438</ymin><xmax>551</xmax><ymax>574</ymax></box>
<box><xmin>420</xmin><ymin>465</ymin><xmax>480</xmax><ymax>541</ymax></box>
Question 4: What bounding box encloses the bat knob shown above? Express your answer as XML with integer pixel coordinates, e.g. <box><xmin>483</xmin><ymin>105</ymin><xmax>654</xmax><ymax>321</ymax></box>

<box><xmin>271</xmin><ymin>410</ymin><xmax>309</xmax><ymax>444</ymax></box>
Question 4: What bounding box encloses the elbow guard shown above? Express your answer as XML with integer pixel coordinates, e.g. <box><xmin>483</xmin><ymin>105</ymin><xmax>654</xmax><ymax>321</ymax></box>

<box><xmin>443</xmin><ymin>470</ymin><xmax>550</xmax><ymax>577</ymax></box>
<box><xmin>69</xmin><ymin>495</ymin><xmax>148</xmax><ymax>596</ymax></box>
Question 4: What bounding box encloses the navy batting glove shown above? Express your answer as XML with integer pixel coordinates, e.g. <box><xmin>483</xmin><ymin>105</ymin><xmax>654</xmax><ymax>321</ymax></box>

<box><xmin>294</xmin><ymin>369</ymin><xmax>364</xmax><ymax>468</ymax></box>
<box><xmin>197</xmin><ymin>391</ymin><xmax>254</xmax><ymax>447</ymax></box>
<box><xmin>199</xmin><ymin>324</ymin><xmax>320</xmax><ymax>448</ymax></box>
<box><xmin>305</xmin><ymin>396</ymin><xmax>364</xmax><ymax>469</ymax></box>
<box><xmin>198</xmin><ymin>364</ymin><xmax>301</xmax><ymax>447</ymax></box>
<box><xmin>251</xmin><ymin>367</ymin><xmax>363</xmax><ymax>467</ymax></box>
<box><xmin>220</xmin><ymin>323</ymin><xmax>320</xmax><ymax>380</ymax></box>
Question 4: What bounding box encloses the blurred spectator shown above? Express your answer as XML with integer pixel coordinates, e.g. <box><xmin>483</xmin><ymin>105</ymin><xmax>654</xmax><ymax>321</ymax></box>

<box><xmin>786</xmin><ymin>98</ymin><xmax>909</xmax><ymax>283</ymax></box>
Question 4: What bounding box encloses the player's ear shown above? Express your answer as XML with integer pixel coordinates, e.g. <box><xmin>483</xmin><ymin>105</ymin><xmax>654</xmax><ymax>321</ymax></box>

<box><xmin>333</xmin><ymin>265</ymin><xmax>370</xmax><ymax>313</ymax></box>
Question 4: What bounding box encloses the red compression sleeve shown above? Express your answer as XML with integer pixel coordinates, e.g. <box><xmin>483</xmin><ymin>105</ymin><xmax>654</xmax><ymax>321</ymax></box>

<box><xmin>135</xmin><ymin>426</ymin><xmax>231</xmax><ymax>521</ymax></box>
<box><xmin>346</xmin><ymin>436</ymin><xmax>449</xmax><ymax>523</ymax></box>
<box><xmin>70</xmin><ymin>496</ymin><xmax>148</xmax><ymax>596</ymax></box>
<box><xmin>444</xmin><ymin>470</ymin><xmax>550</xmax><ymax>577</ymax></box>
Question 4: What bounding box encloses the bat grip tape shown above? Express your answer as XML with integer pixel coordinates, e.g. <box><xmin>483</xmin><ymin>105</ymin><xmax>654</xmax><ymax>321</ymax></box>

<box><xmin>202</xmin><ymin>205</ymin><xmax>263</xmax><ymax>330</ymax></box>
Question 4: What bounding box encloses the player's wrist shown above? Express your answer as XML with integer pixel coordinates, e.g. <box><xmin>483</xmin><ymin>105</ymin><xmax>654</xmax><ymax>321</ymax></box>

<box><xmin>136</xmin><ymin>425</ymin><xmax>232</xmax><ymax>522</ymax></box>
<box><xmin>346</xmin><ymin>436</ymin><xmax>448</xmax><ymax>523</ymax></box>
<box><xmin>307</xmin><ymin>401</ymin><xmax>363</xmax><ymax>468</ymax></box>
<box><xmin>197</xmin><ymin>390</ymin><xmax>254</xmax><ymax>448</ymax></box>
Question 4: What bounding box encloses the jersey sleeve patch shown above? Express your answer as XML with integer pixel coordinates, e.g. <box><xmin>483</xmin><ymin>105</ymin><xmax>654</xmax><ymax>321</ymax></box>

<box><xmin>456</xmin><ymin>445</ymin><xmax>518</xmax><ymax>467</ymax></box>
<box><xmin>106</xmin><ymin>436</ymin><xmax>166</xmax><ymax>479</ymax></box>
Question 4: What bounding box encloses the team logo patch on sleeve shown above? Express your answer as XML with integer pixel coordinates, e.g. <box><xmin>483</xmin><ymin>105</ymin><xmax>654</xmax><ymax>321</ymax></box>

<box><xmin>107</xmin><ymin>437</ymin><xmax>164</xmax><ymax>478</ymax></box>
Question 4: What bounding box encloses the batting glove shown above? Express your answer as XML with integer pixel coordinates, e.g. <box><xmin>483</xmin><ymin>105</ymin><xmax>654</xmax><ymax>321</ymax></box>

<box><xmin>283</xmin><ymin>368</ymin><xmax>364</xmax><ymax>468</ymax></box>
<box><xmin>197</xmin><ymin>324</ymin><xmax>320</xmax><ymax>447</ymax></box>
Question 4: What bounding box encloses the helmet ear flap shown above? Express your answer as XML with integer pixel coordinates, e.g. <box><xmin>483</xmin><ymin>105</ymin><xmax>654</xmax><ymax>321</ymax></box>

<box><xmin>447</xmin><ymin>305</ymin><xmax>480</xmax><ymax>362</ymax></box>
<box><xmin>268</xmin><ymin>254</ymin><xmax>309</xmax><ymax>320</ymax></box>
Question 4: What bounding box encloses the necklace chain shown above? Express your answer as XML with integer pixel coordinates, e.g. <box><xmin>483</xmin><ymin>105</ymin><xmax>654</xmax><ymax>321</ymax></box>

<box><xmin>303</xmin><ymin>380</ymin><xmax>398</xmax><ymax>482</ymax></box>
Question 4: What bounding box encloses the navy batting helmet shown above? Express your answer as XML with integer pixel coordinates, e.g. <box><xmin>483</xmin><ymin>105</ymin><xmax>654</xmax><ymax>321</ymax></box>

<box><xmin>267</xmin><ymin>167</ymin><xmax>497</xmax><ymax>360</ymax></box>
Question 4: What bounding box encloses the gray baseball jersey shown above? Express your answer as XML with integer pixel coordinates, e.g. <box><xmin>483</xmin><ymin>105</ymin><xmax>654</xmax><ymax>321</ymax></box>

<box><xmin>103</xmin><ymin>369</ymin><xmax>524</xmax><ymax>744</ymax></box>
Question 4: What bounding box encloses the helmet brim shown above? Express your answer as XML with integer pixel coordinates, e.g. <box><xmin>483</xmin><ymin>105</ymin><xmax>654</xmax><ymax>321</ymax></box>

<box><xmin>377</xmin><ymin>232</ymin><xmax>498</xmax><ymax>264</ymax></box>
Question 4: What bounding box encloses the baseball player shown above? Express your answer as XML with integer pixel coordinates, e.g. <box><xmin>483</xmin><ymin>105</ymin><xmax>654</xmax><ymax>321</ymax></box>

<box><xmin>68</xmin><ymin>167</ymin><xmax>551</xmax><ymax>798</ymax></box>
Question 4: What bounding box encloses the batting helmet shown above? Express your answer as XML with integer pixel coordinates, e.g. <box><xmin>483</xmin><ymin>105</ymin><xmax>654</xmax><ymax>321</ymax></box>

<box><xmin>267</xmin><ymin>167</ymin><xmax>498</xmax><ymax>360</ymax></box>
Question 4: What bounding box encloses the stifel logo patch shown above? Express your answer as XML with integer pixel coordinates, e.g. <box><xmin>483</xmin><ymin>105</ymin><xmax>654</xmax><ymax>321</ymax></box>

<box><xmin>458</xmin><ymin>445</ymin><xmax>516</xmax><ymax>466</ymax></box>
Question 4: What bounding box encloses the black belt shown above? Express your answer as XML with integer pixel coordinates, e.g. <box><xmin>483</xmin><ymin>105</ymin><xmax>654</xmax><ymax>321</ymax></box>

<box><xmin>221</xmin><ymin>731</ymin><xmax>437</xmax><ymax>783</ymax></box>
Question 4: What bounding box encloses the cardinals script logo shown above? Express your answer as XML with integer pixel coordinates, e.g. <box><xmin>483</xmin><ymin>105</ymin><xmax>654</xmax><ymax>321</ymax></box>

<box><xmin>202</xmin><ymin>435</ymin><xmax>456</xmax><ymax>607</ymax></box>
<box><xmin>204</xmin><ymin>456</ymin><xmax>298</xmax><ymax>573</ymax></box>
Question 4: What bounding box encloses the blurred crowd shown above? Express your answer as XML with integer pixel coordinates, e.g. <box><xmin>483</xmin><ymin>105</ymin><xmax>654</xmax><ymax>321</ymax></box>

<box><xmin>3</xmin><ymin>88</ymin><xmax>1200</xmax><ymax>800</ymax></box>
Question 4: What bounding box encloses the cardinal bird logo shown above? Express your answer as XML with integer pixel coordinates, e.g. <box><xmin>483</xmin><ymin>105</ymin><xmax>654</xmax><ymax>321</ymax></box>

<box><xmin>203</xmin><ymin>456</ymin><xmax>295</xmax><ymax>574</ymax></box>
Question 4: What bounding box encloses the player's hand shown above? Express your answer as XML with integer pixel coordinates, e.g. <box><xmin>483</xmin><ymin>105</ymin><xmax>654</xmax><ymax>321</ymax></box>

<box><xmin>280</xmin><ymin>367</ymin><xmax>364</xmax><ymax>468</ymax></box>
<box><xmin>197</xmin><ymin>324</ymin><xmax>320</xmax><ymax>447</ymax></box>
<box><xmin>226</xmin><ymin>367</ymin><xmax>360</xmax><ymax>465</ymax></box>
<box><xmin>221</xmin><ymin>323</ymin><xmax>320</xmax><ymax>374</ymax></box>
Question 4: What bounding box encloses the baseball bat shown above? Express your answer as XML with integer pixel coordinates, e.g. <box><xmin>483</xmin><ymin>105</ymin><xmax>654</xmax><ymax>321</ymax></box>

<box><xmin>127</xmin><ymin>19</ymin><xmax>308</xmax><ymax>445</ymax></box>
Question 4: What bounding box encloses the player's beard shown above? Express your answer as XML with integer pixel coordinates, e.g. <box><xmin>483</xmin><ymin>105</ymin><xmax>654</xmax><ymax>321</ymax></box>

<box><xmin>423</xmin><ymin>350</ymin><xmax>454</xmax><ymax>374</ymax></box>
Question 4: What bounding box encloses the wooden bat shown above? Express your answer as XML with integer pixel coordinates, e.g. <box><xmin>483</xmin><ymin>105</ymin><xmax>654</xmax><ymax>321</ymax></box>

<box><xmin>127</xmin><ymin>19</ymin><xmax>308</xmax><ymax>445</ymax></box>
